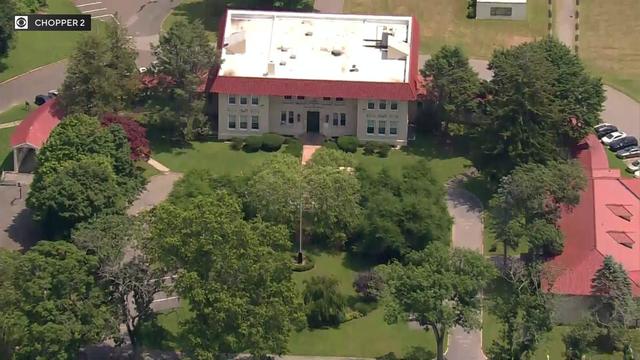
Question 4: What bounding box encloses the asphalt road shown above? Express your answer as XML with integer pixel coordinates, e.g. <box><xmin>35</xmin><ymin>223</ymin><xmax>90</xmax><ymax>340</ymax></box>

<box><xmin>0</xmin><ymin>0</ymin><xmax>178</xmax><ymax>112</ymax></box>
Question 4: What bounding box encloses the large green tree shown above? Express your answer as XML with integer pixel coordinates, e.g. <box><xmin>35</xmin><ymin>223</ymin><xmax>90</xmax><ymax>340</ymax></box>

<box><xmin>421</xmin><ymin>45</ymin><xmax>481</xmax><ymax>132</ymax></box>
<box><xmin>0</xmin><ymin>0</ymin><xmax>15</xmax><ymax>58</ymax></box>
<box><xmin>4</xmin><ymin>242</ymin><xmax>117</xmax><ymax>360</ymax></box>
<box><xmin>303</xmin><ymin>276</ymin><xmax>347</xmax><ymax>328</ymax></box>
<box><xmin>149</xmin><ymin>193</ymin><xmax>304</xmax><ymax>359</ymax></box>
<box><xmin>472</xmin><ymin>38</ymin><xmax>604</xmax><ymax>180</ymax></box>
<box><xmin>488</xmin><ymin>262</ymin><xmax>553</xmax><ymax>360</ymax></box>
<box><xmin>0</xmin><ymin>250</ymin><xmax>26</xmax><ymax>360</ymax></box>
<box><xmin>59</xmin><ymin>21</ymin><xmax>137</xmax><ymax>116</ymax></box>
<box><xmin>381</xmin><ymin>242</ymin><xmax>495</xmax><ymax>360</ymax></box>
<box><xmin>71</xmin><ymin>214</ymin><xmax>139</xmax><ymax>269</ymax></box>
<box><xmin>488</xmin><ymin>160</ymin><xmax>585</xmax><ymax>260</ymax></box>
<box><xmin>219</xmin><ymin>0</ymin><xmax>312</xmax><ymax>10</ymax></box>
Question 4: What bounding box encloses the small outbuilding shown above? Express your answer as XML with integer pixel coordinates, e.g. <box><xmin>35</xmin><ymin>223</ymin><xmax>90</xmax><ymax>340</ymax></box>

<box><xmin>10</xmin><ymin>100</ymin><xmax>62</xmax><ymax>173</ymax></box>
<box><xmin>476</xmin><ymin>0</ymin><xmax>527</xmax><ymax>20</ymax></box>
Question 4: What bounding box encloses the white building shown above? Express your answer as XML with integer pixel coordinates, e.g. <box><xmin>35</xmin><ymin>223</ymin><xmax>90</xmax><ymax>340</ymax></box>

<box><xmin>206</xmin><ymin>10</ymin><xmax>422</xmax><ymax>145</ymax></box>
<box><xmin>476</xmin><ymin>0</ymin><xmax>527</xmax><ymax>20</ymax></box>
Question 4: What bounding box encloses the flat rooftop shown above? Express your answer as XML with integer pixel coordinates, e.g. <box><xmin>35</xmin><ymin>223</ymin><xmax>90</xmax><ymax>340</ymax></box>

<box><xmin>218</xmin><ymin>10</ymin><xmax>414</xmax><ymax>84</ymax></box>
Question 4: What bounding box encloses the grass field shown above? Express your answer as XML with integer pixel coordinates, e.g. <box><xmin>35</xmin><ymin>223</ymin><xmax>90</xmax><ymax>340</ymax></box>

<box><xmin>579</xmin><ymin>0</ymin><xmax>640</xmax><ymax>102</ymax></box>
<box><xmin>161</xmin><ymin>0</ymin><xmax>220</xmax><ymax>43</ymax></box>
<box><xmin>0</xmin><ymin>127</ymin><xmax>13</xmax><ymax>170</ymax></box>
<box><xmin>344</xmin><ymin>0</ymin><xmax>548</xmax><ymax>59</ymax></box>
<box><xmin>606</xmin><ymin>148</ymin><xmax>634</xmax><ymax>179</ymax></box>
<box><xmin>0</xmin><ymin>0</ymin><xmax>106</xmax><ymax>83</ymax></box>
<box><xmin>0</xmin><ymin>104</ymin><xmax>29</xmax><ymax>124</ymax></box>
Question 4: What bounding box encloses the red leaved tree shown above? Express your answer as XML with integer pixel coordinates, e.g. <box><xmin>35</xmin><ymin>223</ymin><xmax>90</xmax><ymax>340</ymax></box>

<box><xmin>101</xmin><ymin>114</ymin><xmax>150</xmax><ymax>161</ymax></box>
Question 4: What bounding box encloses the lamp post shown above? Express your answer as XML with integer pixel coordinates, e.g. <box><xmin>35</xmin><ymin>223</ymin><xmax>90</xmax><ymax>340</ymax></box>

<box><xmin>297</xmin><ymin>175</ymin><xmax>304</xmax><ymax>264</ymax></box>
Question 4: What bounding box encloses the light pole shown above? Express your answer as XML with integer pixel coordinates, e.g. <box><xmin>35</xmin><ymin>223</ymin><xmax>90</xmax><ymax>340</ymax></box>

<box><xmin>297</xmin><ymin>175</ymin><xmax>304</xmax><ymax>264</ymax></box>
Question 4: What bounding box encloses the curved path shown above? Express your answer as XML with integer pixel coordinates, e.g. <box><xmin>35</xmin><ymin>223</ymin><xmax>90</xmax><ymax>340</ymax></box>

<box><xmin>444</xmin><ymin>184</ymin><xmax>486</xmax><ymax>360</ymax></box>
<box><xmin>0</xmin><ymin>0</ymin><xmax>177</xmax><ymax>113</ymax></box>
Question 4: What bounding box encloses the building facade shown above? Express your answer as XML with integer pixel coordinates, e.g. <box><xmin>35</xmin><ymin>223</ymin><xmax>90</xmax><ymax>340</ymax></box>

<box><xmin>208</xmin><ymin>10</ymin><xmax>421</xmax><ymax>145</ymax></box>
<box><xmin>476</xmin><ymin>0</ymin><xmax>527</xmax><ymax>20</ymax></box>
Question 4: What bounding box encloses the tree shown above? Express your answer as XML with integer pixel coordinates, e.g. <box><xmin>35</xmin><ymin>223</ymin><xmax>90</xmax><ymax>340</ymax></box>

<box><xmin>149</xmin><ymin>193</ymin><xmax>304</xmax><ymax>359</ymax></box>
<box><xmin>421</xmin><ymin>45</ymin><xmax>481</xmax><ymax>132</ymax></box>
<box><xmin>27</xmin><ymin>156</ymin><xmax>126</xmax><ymax>238</ymax></box>
<box><xmin>221</xmin><ymin>0</ymin><xmax>312</xmax><ymax>10</ymax></box>
<box><xmin>488</xmin><ymin>261</ymin><xmax>553</xmax><ymax>360</ymax></box>
<box><xmin>591</xmin><ymin>256</ymin><xmax>636</xmax><ymax>350</ymax></box>
<box><xmin>303</xmin><ymin>276</ymin><xmax>347</xmax><ymax>328</ymax></box>
<box><xmin>563</xmin><ymin>318</ymin><xmax>599</xmax><ymax>360</ymax></box>
<box><xmin>59</xmin><ymin>21</ymin><xmax>138</xmax><ymax>116</ymax></box>
<box><xmin>151</xmin><ymin>20</ymin><xmax>215</xmax><ymax>140</ymax></box>
<box><xmin>471</xmin><ymin>38</ymin><xmax>604</xmax><ymax>180</ymax></box>
<box><xmin>0</xmin><ymin>0</ymin><xmax>15</xmax><ymax>58</ymax></box>
<box><xmin>14</xmin><ymin>0</ymin><xmax>47</xmax><ymax>13</ymax></box>
<box><xmin>381</xmin><ymin>242</ymin><xmax>495</xmax><ymax>360</ymax></box>
<box><xmin>488</xmin><ymin>160</ymin><xmax>585</xmax><ymax>261</ymax></box>
<box><xmin>353</xmin><ymin>270</ymin><xmax>384</xmax><ymax>302</ymax></box>
<box><xmin>8</xmin><ymin>241</ymin><xmax>117</xmax><ymax>360</ymax></box>
<box><xmin>0</xmin><ymin>250</ymin><xmax>26</xmax><ymax>360</ymax></box>
<box><xmin>307</xmin><ymin>147</ymin><xmax>357</xmax><ymax>169</ymax></box>
<box><xmin>101</xmin><ymin>114</ymin><xmax>150</xmax><ymax>161</ymax></box>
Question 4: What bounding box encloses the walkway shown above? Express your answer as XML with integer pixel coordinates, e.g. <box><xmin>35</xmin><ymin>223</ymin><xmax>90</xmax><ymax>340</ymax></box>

<box><xmin>127</xmin><ymin>171</ymin><xmax>182</xmax><ymax>216</ymax></box>
<box><xmin>554</xmin><ymin>0</ymin><xmax>577</xmax><ymax>50</ymax></box>
<box><xmin>301</xmin><ymin>145</ymin><xmax>321</xmax><ymax>164</ymax></box>
<box><xmin>444</xmin><ymin>184</ymin><xmax>486</xmax><ymax>360</ymax></box>
<box><xmin>0</xmin><ymin>120</ymin><xmax>20</xmax><ymax>129</ymax></box>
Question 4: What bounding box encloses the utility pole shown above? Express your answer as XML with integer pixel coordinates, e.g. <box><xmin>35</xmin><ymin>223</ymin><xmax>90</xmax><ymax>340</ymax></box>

<box><xmin>297</xmin><ymin>180</ymin><xmax>303</xmax><ymax>264</ymax></box>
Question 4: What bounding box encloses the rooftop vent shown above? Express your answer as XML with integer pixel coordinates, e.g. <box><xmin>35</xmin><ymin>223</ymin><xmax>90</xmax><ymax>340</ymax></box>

<box><xmin>349</xmin><ymin>64</ymin><xmax>359</xmax><ymax>72</ymax></box>
<box><xmin>278</xmin><ymin>45</ymin><xmax>288</xmax><ymax>52</ymax></box>
<box><xmin>331</xmin><ymin>49</ymin><xmax>343</xmax><ymax>56</ymax></box>
<box><xmin>263</xmin><ymin>61</ymin><xmax>275</xmax><ymax>77</ymax></box>
<box><xmin>279</xmin><ymin>61</ymin><xmax>287</xmax><ymax>66</ymax></box>
<box><xmin>305</xmin><ymin>31</ymin><xmax>313</xmax><ymax>36</ymax></box>
<box><xmin>289</xmin><ymin>54</ymin><xmax>297</xmax><ymax>59</ymax></box>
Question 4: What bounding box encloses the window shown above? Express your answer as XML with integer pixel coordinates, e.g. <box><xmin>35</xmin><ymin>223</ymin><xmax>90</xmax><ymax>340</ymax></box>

<box><xmin>323</xmin><ymin>97</ymin><xmax>331</xmax><ymax>101</ymax></box>
<box><xmin>280</xmin><ymin>111</ymin><xmax>286</xmax><ymax>125</ymax></box>
<box><xmin>288</xmin><ymin>111</ymin><xmax>294</xmax><ymax>124</ymax></box>
<box><xmin>367</xmin><ymin>101</ymin><xmax>375</xmax><ymax>110</ymax></box>
<box><xmin>336</xmin><ymin>97</ymin><xmax>344</xmax><ymax>102</ymax></box>
<box><xmin>378</xmin><ymin>120</ymin><xmax>386</xmax><ymax>135</ymax></box>
<box><xmin>228</xmin><ymin>95</ymin><xmax>236</xmax><ymax>105</ymax></box>
<box><xmin>325</xmin><ymin>114</ymin><xmax>330</xmax><ymax>123</ymax></box>
<box><xmin>340</xmin><ymin>113</ymin><xmax>346</xmax><ymax>126</ymax></box>
<box><xmin>390</xmin><ymin>120</ymin><xmax>398</xmax><ymax>135</ymax></box>
<box><xmin>240</xmin><ymin>96</ymin><xmax>248</xmax><ymax>105</ymax></box>
<box><xmin>297</xmin><ymin>114</ymin><xmax>301</xmax><ymax>122</ymax></box>
<box><xmin>284</xmin><ymin>95</ymin><xmax>293</xmax><ymax>100</ymax></box>
<box><xmin>333</xmin><ymin>113</ymin><xmax>339</xmax><ymax>126</ymax></box>
<box><xmin>379</xmin><ymin>101</ymin><xmax>387</xmax><ymax>110</ymax></box>
<box><xmin>251</xmin><ymin>96</ymin><xmax>259</xmax><ymax>105</ymax></box>
<box><xmin>240</xmin><ymin>115</ymin><xmax>248</xmax><ymax>129</ymax></box>
<box><xmin>228</xmin><ymin>114</ymin><xmax>236</xmax><ymax>129</ymax></box>
<box><xmin>390</xmin><ymin>101</ymin><xmax>398</xmax><ymax>110</ymax></box>
<box><xmin>490</xmin><ymin>7</ymin><xmax>512</xmax><ymax>16</ymax></box>
<box><xmin>251</xmin><ymin>115</ymin><xmax>259</xmax><ymax>129</ymax></box>
<box><xmin>367</xmin><ymin>120</ymin><xmax>375</xmax><ymax>134</ymax></box>
<box><xmin>297</xmin><ymin>96</ymin><xmax>305</xmax><ymax>100</ymax></box>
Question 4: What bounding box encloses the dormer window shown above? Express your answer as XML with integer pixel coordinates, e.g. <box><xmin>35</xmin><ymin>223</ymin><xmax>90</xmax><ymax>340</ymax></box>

<box><xmin>608</xmin><ymin>231</ymin><xmax>634</xmax><ymax>249</ymax></box>
<box><xmin>606</xmin><ymin>204</ymin><xmax>633</xmax><ymax>221</ymax></box>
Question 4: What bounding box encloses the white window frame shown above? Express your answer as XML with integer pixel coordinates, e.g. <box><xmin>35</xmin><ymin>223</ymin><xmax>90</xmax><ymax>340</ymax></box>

<box><xmin>240</xmin><ymin>96</ymin><xmax>248</xmax><ymax>105</ymax></box>
<box><xmin>280</xmin><ymin>111</ymin><xmax>287</xmax><ymax>125</ymax></box>
<box><xmin>389</xmin><ymin>120</ymin><xmax>398</xmax><ymax>135</ymax></box>
<box><xmin>378</xmin><ymin>120</ymin><xmax>386</xmax><ymax>135</ymax></box>
<box><xmin>367</xmin><ymin>101</ymin><xmax>375</xmax><ymax>110</ymax></box>
<box><xmin>239</xmin><ymin>115</ymin><xmax>248</xmax><ymax>129</ymax></box>
<box><xmin>228</xmin><ymin>95</ymin><xmax>237</xmax><ymax>105</ymax></box>
<box><xmin>251</xmin><ymin>115</ymin><xmax>259</xmax><ymax>130</ymax></box>
<box><xmin>228</xmin><ymin>114</ymin><xmax>237</xmax><ymax>129</ymax></box>
<box><xmin>367</xmin><ymin>119</ymin><xmax>375</xmax><ymax>134</ymax></box>
<box><xmin>379</xmin><ymin>100</ymin><xmax>387</xmax><ymax>110</ymax></box>
<box><xmin>333</xmin><ymin>113</ymin><xmax>339</xmax><ymax>126</ymax></box>
<box><xmin>251</xmin><ymin>96</ymin><xmax>259</xmax><ymax>106</ymax></box>
<box><xmin>288</xmin><ymin>111</ymin><xmax>294</xmax><ymax>124</ymax></box>
<box><xmin>340</xmin><ymin>113</ymin><xmax>346</xmax><ymax>126</ymax></box>
<box><xmin>390</xmin><ymin>101</ymin><xmax>398</xmax><ymax>110</ymax></box>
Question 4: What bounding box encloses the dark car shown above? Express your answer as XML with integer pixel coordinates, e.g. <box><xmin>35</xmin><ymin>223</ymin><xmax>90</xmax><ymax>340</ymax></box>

<box><xmin>609</xmin><ymin>136</ymin><xmax>638</xmax><ymax>152</ymax></box>
<box><xmin>34</xmin><ymin>94</ymin><xmax>49</xmax><ymax>106</ymax></box>
<box><xmin>596</xmin><ymin>125</ymin><xmax>618</xmax><ymax>138</ymax></box>
<box><xmin>616</xmin><ymin>146</ymin><xmax>640</xmax><ymax>159</ymax></box>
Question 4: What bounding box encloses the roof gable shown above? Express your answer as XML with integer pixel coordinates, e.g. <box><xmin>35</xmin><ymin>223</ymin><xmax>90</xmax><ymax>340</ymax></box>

<box><xmin>10</xmin><ymin>100</ymin><xmax>63</xmax><ymax>149</ymax></box>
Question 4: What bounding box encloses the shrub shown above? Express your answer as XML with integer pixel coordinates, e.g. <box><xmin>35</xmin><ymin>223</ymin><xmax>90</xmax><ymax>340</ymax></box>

<box><xmin>344</xmin><ymin>309</ymin><xmax>364</xmax><ymax>322</ymax></box>
<box><xmin>284</xmin><ymin>138</ymin><xmax>303</xmax><ymax>158</ymax></box>
<box><xmin>404</xmin><ymin>347</ymin><xmax>436</xmax><ymax>360</ymax></box>
<box><xmin>352</xmin><ymin>300</ymin><xmax>378</xmax><ymax>316</ymax></box>
<box><xmin>291</xmin><ymin>254</ymin><xmax>315</xmax><ymax>272</ymax></box>
<box><xmin>308</xmin><ymin>147</ymin><xmax>356</xmax><ymax>168</ymax></box>
<box><xmin>324</xmin><ymin>140</ymin><xmax>339</xmax><ymax>150</ymax></box>
<box><xmin>376</xmin><ymin>353</ymin><xmax>399</xmax><ymax>360</ymax></box>
<box><xmin>466</xmin><ymin>0</ymin><xmax>477</xmax><ymax>18</ymax></box>
<box><xmin>101</xmin><ymin>114</ymin><xmax>150</xmax><ymax>160</ymax></box>
<box><xmin>337</xmin><ymin>136</ymin><xmax>359</xmax><ymax>153</ymax></box>
<box><xmin>303</xmin><ymin>276</ymin><xmax>346</xmax><ymax>328</ymax></box>
<box><xmin>376</xmin><ymin>143</ymin><xmax>391</xmax><ymax>158</ymax></box>
<box><xmin>261</xmin><ymin>133</ymin><xmax>285</xmax><ymax>152</ymax></box>
<box><xmin>230</xmin><ymin>137</ymin><xmax>244</xmax><ymax>151</ymax></box>
<box><xmin>353</xmin><ymin>270</ymin><xmax>385</xmax><ymax>301</ymax></box>
<box><xmin>363</xmin><ymin>141</ymin><xmax>377</xmax><ymax>156</ymax></box>
<box><xmin>243</xmin><ymin>135</ymin><xmax>263</xmax><ymax>152</ymax></box>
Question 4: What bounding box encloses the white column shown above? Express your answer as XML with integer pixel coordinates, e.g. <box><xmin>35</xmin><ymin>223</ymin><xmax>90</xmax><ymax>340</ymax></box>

<box><xmin>13</xmin><ymin>148</ymin><xmax>19</xmax><ymax>173</ymax></box>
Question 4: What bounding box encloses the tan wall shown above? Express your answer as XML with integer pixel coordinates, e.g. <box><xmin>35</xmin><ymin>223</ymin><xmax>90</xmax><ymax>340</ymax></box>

<box><xmin>218</xmin><ymin>93</ymin><xmax>270</xmax><ymax>139</ymax></box>
<box><xmin>476</xmin><ymin>2</ymin><xmax>527</xmax><ymax>20</ymax></box>
<box><xmin>268</xmin><ymin>96</ymin><xmax>358</xmax><ymax>137</ymax></box>
<box><xmin>356</xmin><ymin>99</ymin><xmax>409</xmax><ymax>145</ymax></box>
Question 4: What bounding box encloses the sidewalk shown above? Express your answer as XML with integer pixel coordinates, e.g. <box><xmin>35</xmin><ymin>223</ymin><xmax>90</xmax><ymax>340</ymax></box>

<box><xmin>554</xmin><ymin>0</ymin><xmax>576</xmax><ymax>50</ymax></box>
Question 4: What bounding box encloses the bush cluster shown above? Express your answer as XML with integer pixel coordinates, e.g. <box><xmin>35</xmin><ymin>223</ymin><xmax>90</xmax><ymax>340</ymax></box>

<box><xmin>243</xmin><ymin>136</ymin><xmax>263</xmax><ymax>152</ymax></box>
<box><xmin>261</xmin><ymin>133</ymin><xmax>285</xmax><ymax>152</ymax></box>
<box><xmin>284</xmin><ymin>137</ymin><xmax>303</xmax><ymax>158</ymax></box>
<box><xmin>291</xmin><ymin>254</ymin><xmax>315</xmax><ymax>272</ymax></box>
<box><xmin>230</xmin><ymin>137</ymin><xmax>244</xmax><ymax>150</ymax></box>
<box><xmin>229</xmin><ymin>134</ymin><xmax>287</xmax><ymax>152</ymax></box>
<box><xmin>466</xmin><ymin>0</ymin><xmax>477</xmax><ymax>18</ymax></box>
<box><xmin>363</xmin><ymin>142</ymin><xmax>392</xmax><ymax>158</ymax></box>
<box><xmin>337</xmin><ymin>136</ymin><xmax>359</xmax><ymax>153</ymax></box>
<box><xmin>323</xmin><ymin>139</ymin><xmax>339</xmax><ymax>150</ymax></box>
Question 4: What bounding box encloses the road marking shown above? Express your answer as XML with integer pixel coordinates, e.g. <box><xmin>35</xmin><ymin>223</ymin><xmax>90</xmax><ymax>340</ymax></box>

<box><xmin>152</xmin><ymin>296</ymin><xmax>179</xmax><ymax>303</ymax></box>
<box><xmin>82</xmin><ymin>7</ymin><xmax>107</xmax><ymax>13</ymax></box>
<box><xmin>77</xmin><ymin>1</ymin><xmax>102</xmax><ymax>6</ymax></box>
<box><xmin>91</xmin><ymin>13</ymin><xmax>120</xmax><ymax>24</ymax></box>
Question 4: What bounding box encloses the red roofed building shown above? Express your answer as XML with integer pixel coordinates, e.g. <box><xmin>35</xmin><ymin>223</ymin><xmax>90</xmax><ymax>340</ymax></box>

<box><xmin>206</xmin><ymin>10</ymin><xmax>421</xmax><ymax>145</ymax></box>
<box><xmin>9</xmin><ymin>100</ymin><xmax>63</xmax><ymax>173</ymax></box>
<box><xmin>546</xmin><ymin>134</ymin><xmax>640</xmax><ymax>297</ymax></box>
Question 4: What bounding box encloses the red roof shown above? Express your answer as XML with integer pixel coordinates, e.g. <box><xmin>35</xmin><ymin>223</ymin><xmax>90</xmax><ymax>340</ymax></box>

<box><xmin>10</xmin><ymin>100</ymin><xmax>63</xmax><ymax>149</ymax></box>
<box><xmin>546</xmin><ymin>135</ymin><xmax>640</xmax><ymax>296</ymax></box>
<box><xmin>206</xmin><ymin>12</ymin><xmax>421</xmax><ymax>101</ymax></box>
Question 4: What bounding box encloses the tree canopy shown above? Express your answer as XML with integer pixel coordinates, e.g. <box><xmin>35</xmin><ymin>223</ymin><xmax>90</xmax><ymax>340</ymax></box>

<box><xmin>381</xmin><ymin>242</ymin><xmax>495</xmax><ymax>360</ymax></box>
<box><xmin>0</xmin><ymin>242</ymin><xmax>117</xmax><ymax>360</ymax></box>
<box><xmin>0</xmin><ymin>0</ymin><xmax>15</xmax><ymax>58</ymax></box>
<box><xmin>149</xmin><ymin>193</ymin><xmax>304</xmax><ymax>359</ymax></box>
<box><xmin>59</xmin><ymin>21</ymin><xmax>138</xmax><ymax>116</ymax></box>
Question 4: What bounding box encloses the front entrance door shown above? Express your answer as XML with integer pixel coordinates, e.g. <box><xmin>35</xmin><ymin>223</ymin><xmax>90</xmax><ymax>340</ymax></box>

<box><xmin>306</xmin><ymin>111</ymin><xmax>320</xmax><ymax>133</ymax></box>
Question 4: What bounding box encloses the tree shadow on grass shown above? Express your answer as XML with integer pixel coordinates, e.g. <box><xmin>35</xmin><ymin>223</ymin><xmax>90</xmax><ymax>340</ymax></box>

<box><xmin>168</xmin><ymin>0</ymin><xmax>223</xmax><ymax>34</ymax></box>
<box><xmin>402</xmin><ymin>132</ymin><xmax>471</xmax><ymax>161</ymax></box>
<box><xmin>1</xmin><ymin>152</ymin><xmax>12</xmax><ymax>171</ymax></box>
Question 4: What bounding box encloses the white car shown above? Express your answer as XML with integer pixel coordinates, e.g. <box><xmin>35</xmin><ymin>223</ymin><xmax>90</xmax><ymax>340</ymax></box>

<box><xmin>138</xmin><ymin>67</ymin><xmax>148</xmax><ymax>74</ymax></box>
<box><xmin>634</xmin><ymin>170</ymin><xmax>640</xmax><ymax>179</ymax></box>
<box><xmin>628</xmin><ymin>160</ymin><xmax>640</xmax><ymax>173</ymax></box>
<box><xmin>594</xmin><ymin>123</ymin><xmax>614</xmax><ymax>131</ymax></box>
<box><xmin>602</xmin><ymin>131</ymin><xmax>627</xmax><ymax>145</ymax></box>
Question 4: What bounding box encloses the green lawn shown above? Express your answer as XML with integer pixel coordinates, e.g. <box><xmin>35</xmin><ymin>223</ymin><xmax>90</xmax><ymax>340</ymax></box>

<box><xmin>0</xmin><ymin>127</ymin><xmax>13</xmax><ymax>170</ymax></box>
<box><xmin>579</xmin><ymin>0</ymin><xmax>640</xmax><ymax>102</ymax></box>
<box><xmin>161</xmin><ymin>0</ymin><xmax>220</xmax><ymax>43</ymax></box>
<box><xmin>344</xmin><ymin>0</ymin><xmax>548</xmax><ymax>59</ymax></box>
<box><xmin>606</xmin><ymin>146</ymin><xmax>634</xmax><ymax>179</ymax></box>
<box><xmin>0</xmin><ymin>0</ymin><xmax>105</xmax><ymax>83</ymax></box>
<box><xmin>0</xmin><ymin>104</ymin><xmax>29</xmax><ymax>124</ymax></box>
<box><xmin>136</xmin><ymin>160</ymin><xmax>161</xmax><ymax>179</ymax></box>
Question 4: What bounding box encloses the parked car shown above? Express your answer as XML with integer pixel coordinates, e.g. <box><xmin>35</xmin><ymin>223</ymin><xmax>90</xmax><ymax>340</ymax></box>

<box><xmin>594</xmin><ymin>123</ymin><xmax>614</xmax><ymax>131</ymax></box>
<box><xmin>34</xmin><ymin>94</ymin><xmax>49</xmax><ymax>105</ymax></box>
<box><xmin>634</xmin><ymin>170</ymin><xmax>640</xmax><ymax>179</ymax></box>
<box><xmin>602</xmin><ymin>131</ymin><xmax>627</xmax><ymax>145</ymax></box>
<box><xmin>609</xmin><ymin>136</ymin><xmax>638</xmax><ymax>152</ymax></box>
<box><xmin>48</xmin><ymin>89</ymin><xmax>58</xmax><ymax>97</ymax></box>
<box><xmin>616</xmin><ymin>146</ymin><xmax>640</xmax><ymax>159</ymax></box>
<box><xmin>596</xmin><ymin>125</ymin><xmax>618</xmax><ymax>138</ymax></box>
<box><xmin>627</xmin><ymin>160</ymin><xmax>640</xmax><ymax>173</ymax></box>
